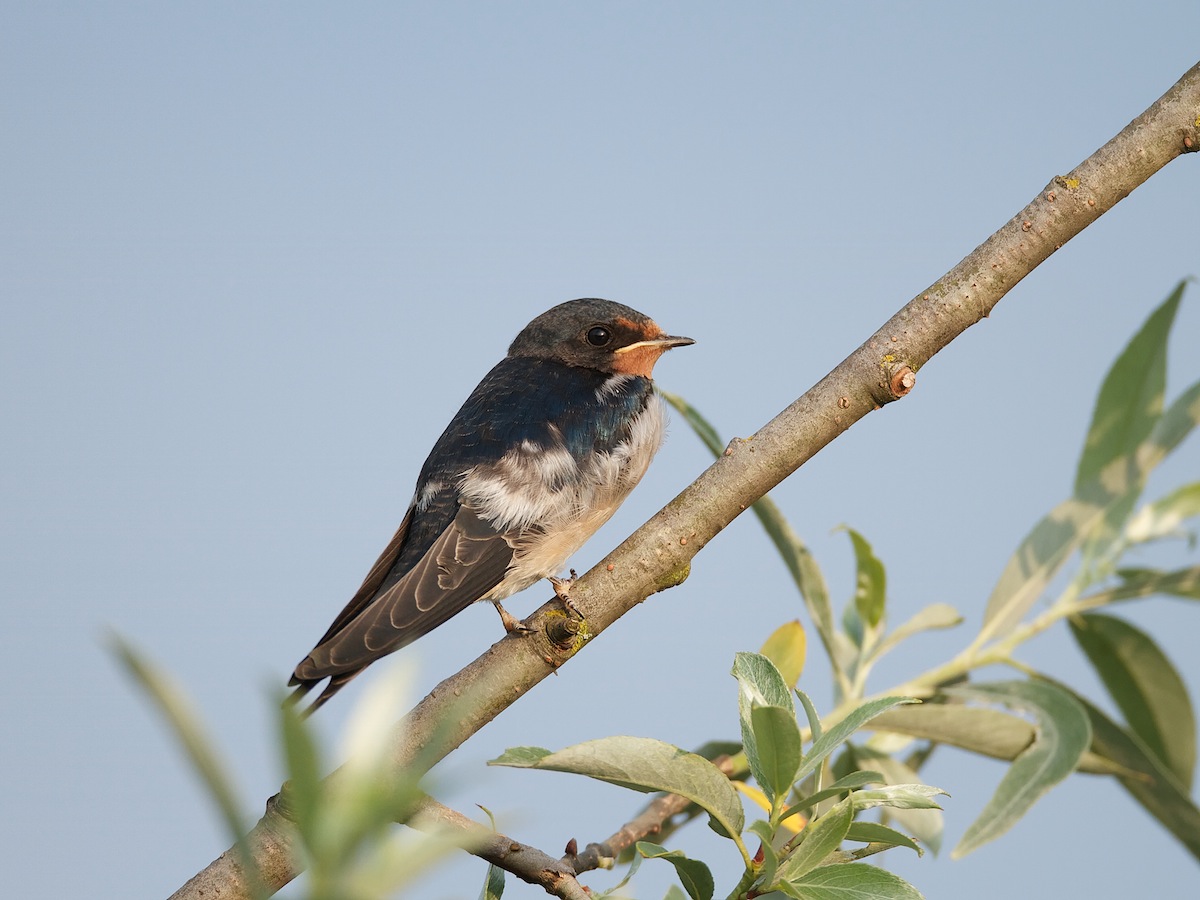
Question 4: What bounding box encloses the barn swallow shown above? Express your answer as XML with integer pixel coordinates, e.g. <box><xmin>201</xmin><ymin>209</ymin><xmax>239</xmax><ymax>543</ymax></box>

<box><xmin>289</xmin><ymin>298</ymin><xmax>693</xmax><ymax>711</ymax></box>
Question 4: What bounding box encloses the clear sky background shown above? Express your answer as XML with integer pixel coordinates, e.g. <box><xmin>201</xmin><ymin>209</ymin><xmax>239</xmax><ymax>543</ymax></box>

<box><xmin>3</xmin><ymin>4</ymin><xmax>1199</xmax><ymax>898</ymax></box>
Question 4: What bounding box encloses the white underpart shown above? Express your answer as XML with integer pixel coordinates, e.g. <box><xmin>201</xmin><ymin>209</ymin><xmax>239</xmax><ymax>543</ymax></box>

<box><xmin>458</xmin><ymin>389</ymin><xmax>667</xmax><ymax>600</ymax></box>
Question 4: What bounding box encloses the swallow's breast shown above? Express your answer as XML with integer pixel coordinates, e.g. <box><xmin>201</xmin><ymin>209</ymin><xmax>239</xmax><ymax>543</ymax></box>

<box><xmin>461</xmin><ymin>391</ymin><xmax>667</xmax><ymax>598</ymax></box>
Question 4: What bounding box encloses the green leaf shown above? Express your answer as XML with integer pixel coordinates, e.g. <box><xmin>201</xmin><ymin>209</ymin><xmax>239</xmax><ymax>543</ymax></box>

<box><xmin>109</xmin><ymin>635</ymin><xmax>265</xmax><ymax>900</ymax></box>
<box><xmin>850</xmin><ymin>784</ymin><xmax>947</xmax><ymax>811</ymax></box>
<box><xmin>775</xmin><ymin>798</ymin><xmax>854</xmax><ymax>882</ymax></box>
<box><xmin>1073</xmin><ymin>280</ymin><xmax>1186</xmax><ymax>573</ymax></box>
<box><xmin>796</xmin><ymin>689</ymin><xmax>824</xmax><ymax>743</ymax></box>
<box><xmin>489</xmin><ymin>746</ymin><xmax>551</xmax><ymax>767</ymax></box>
<box><xmin>783</xmin><ymin>771</ymin><xmax>884</xmax><ymax>820</ymax></box>
<box><xmin>796</xmin><ymin>697</ymin><xmax>918</xmax><ymax>784</ymax></box>
<box><xmin>1092</xmin><ymin>375</ymin><xmax>1200</xmax><ymax>570</ymax></box>
<box><xmin>1070</xmin><ymin>613</ymin><xmax>1195</xmax><ymax>787</ymax></box>
<box><xmin>110</xmin><ymin>636</ymin><xmax>248</xmax><ymax>841</ymax></box>
<box><xmin>1148</xmin><ymin>376</ymin><xmax>1200</xmax><ymax>458</ymax></box>
<box><xmin>733</xmin><ymin>652</ymin><xmax>796</xmax><ymax>713</ymax></box>
<box><xmin>839</xmin><ymin>526</ymin><xmax>887</xmax><ymax>628</ymax></box>
<box><xmin>874</xmin><ymin>703</ymin><xmax>1033</xmax><ymax>758</ymax></box>
<box><xmin>1066</xmin><ymin>686</ymin><xmax>1200</xmax><ymax>863</ymax></box>
<box><xmin>751</xmin><ymin>704</ymin><xmax>804</xmax><ymax>804</ymax></box>
<box><xmin>844</xmin><ymin>822</ymin><xmax>922</xmax><ymax>856</ymax></box>
<box><xmin>950</xmin><ymin>681</ymin><xmax>1091</xmax><ymax>858</ymax></box>
<box><xmin>733</xmin><ymin>652</ymin><xmax>796</xmax><ymax>798</ymax></box>
<box><xmin>982</xmin><ymin>300</ymin><xmax>1200</xmax><ymax>642</ymax></box>
<box><xmin>871</xmin><ymin>703</ymin><xmax>1118</xmax><ymax>775</ymax></box>
<box><xmin>980</xmin><ymin>495</ymin><xmax>1108</xmax><ymax>640</ymax></box>
<box><xmin>1125</xmin><ymin>482</ymin><xmax>1200</xmax><ymax>545</ymax></box>
<box><xmin>1075</xmin><ymin>282</ymin><xmax>1181</xmax><ymax>495</ymax></box>
<box><xmin>779</xmin><ymin>862</ymin><xmax>925</xmax><ymax>899</ymax></box>
<box><xmin>851</xmin><ymin>750</ymin><xmax>944</xmax><ymax>856</ymax></box>
<box><xmin>868</xmin><ymin>604</ymin><xmax>962</xmax><ymax>664</ymax></box>
<box><xmin>748</xmin><ymin>820</ymin><xmax>781</xmax><ymax>892</ymax></box>
<box><xmin>636</xmin><ymin>843</ymin><xmax>715</xmax><ymax>900</ymax></box>
<box><xmin>490</xmin><ymin>737</ymin><xmax>744</xmax><ymax>839</ymax></box>
<box><xmin>1107</xmin><ymin>566</ymin><xmax>1200</xmax><ymax>602</ymax></box>
<box><xmin>660</xmin><ymin>390</ymin><xmax>840</xmax><ymax>677</ymax></box>
<box><xmin>279</xmin><ymin>696</ymin><xmax>324</xmax><ymax>847</ymax></box>
<box><xmin>479</xmin><ymin>861</ymin><xmax>505</xmax><ymax>900</ymax></box>
<box><xmin>761</xmin><ymin>620</ymin><xmax>808</xmax><ymax>689</ymax></box>
<box><xmin>662</xmin><ymin>888</ymin><xmax>688</xmax><ymax>900</ymax></box>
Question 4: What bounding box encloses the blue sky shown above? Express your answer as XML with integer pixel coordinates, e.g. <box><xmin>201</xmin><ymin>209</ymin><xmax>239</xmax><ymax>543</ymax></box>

<box><xmin>3</xmin><ymin>4</ymin><xmax>1199</xmax><ymax>898</ymax></box>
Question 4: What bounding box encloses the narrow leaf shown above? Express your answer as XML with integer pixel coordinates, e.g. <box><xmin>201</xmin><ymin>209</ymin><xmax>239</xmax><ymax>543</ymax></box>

<box><xmin>868</xmin><ymin>604</ymin><xmax>962</xmax><ymax>664</ymax></box>
<box><xmin>479</xmin><ymin>862</ymin><xmax>505</xmax><ymax>900</ymax></box>
<box><xmin>796</xmin><ymin>689</ymin><xmax>824</xmax><ymax>742</ymax></box>
<box><xmin>1074</xmin><ymin>284</ymin><xmax>1186</xmax><ymax>572</ymax></box>
<box><xmin>733</xmin><ymin>652</ymin><xmax>795</xmax><ymax>796</ymax></box>
<box><xmin>1147</xmin><ymin>376</ymin><xmax>1200</xmax><ymax>458</ymax></box>
<box><xmin>110</xmin><ymin>636</ymin><xmax>264</xmax><ymax>900</ymax></box>
<box><xmin>1074</xmin><ymin>282</ymin><xmax>1181</xmax><ymax>494</ymax></box>
<box><xmin>279</xmin><ymin>698</ymin><xmax>324</xmax><ymax>847</ymax></box>
<box><xmin>851</xmin><ymin>784</ymin><xmax>947</xmax><ymax>811</ymax></box>
<box><xmin>490</xmin><ymin>737</ymin><xmax>744</xmax><ymax>838</ymax></box>
<box><xmin>844</xmin><ymin>527</ymin><xmax>887</xmax><ymax>628</ymax></box>
<box><xmin>1070</xmin><ymin>613</ymin><xmax>1195</xmax><ymax>787</ymax></box>
<box><xmin>872</xmin><ymin>704</ymin><xmax>1039</xmax><ymax>763</ymax></box>
<box><xmin>796</xmin><ymin>697</ymin><xmax>918</xmax><ymax>784</ymax></box>
<box><xmin>775</xmin><ymin>799</ymin><xmax>853</xmax><ymax>882</ymax></box>
<box><xmin>1124</xmin><ymin>482</ymin><xmax>1200</xmax><ymax>545</ymax></box>
<box><xmin>781</xmin><ymin>862</ymin><xmax>924</xmax><ymax>899</ymax></box>
<box><xmin>980</xmin><ymin>494</ymin><xmax>1107</xmax><ymax>640</ymax></box>
<box><xmin>1066</xmin><ymin>685</ymin><xmax>1200</xmax><ymax>862</ymax></box>
<box><xmin>1107</xmin><ymin>566</ymin><xmax>1200</xmax><ymax>602</ymax></box>
<box><xmin>751</xmin><ymin>704</ymin><xmax>804</xmax><ymax>804</ymax></box>
<box><xmin>950</xmin><ymin>681</ymin><xmax>1091</xmax><ymax>858</ymax></box>
<box><xmin>489</xmin><ymin>746</ymin><xmax>551</xmax><ymax>767</ymax></box>
<box><xmin>853</xmin><ymin>749</ymin><xmax>944</xmax><ymax>855</ymax></box>
<box><xmin>872</xmin><ymin>702</ymin><xmax>1127</xmax><ymax>776</ymax></box>
<box><xmin>111</xmin><ymin>636</ymin><xmax>247</xmax><ymax>841</ymax></box>
<box><xmin>983</xmin><ymin>300</ymin><xmax>1200</xmax><ymax>642</ymax></box>
<box><xmin>844</xmin><ymin>822</ymin><xmax>922</xmax><ymax>855</ymax></box>
<box><xmin>783</xmin><ymin>771</ymin><xmax>884</xmax><ymax>820</ymax></box>
<box><xmin>637</xmin><ymin>842</ymin><xmax>715</xmax><ymax>900</ymax></box>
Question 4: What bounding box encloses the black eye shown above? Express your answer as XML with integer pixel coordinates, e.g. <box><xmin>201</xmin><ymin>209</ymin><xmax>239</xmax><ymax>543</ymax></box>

<box><xmin>586</xmin><ymin>325</ymin><xmax>612</xmax><ymax>347</ymax></box>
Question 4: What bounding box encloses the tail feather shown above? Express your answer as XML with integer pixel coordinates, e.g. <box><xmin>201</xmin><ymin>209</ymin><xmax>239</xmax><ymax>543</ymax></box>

<box><xmin>285</xmin><ymin>669</ymin><xmax>363</xmax><ymax>717</ymax></box>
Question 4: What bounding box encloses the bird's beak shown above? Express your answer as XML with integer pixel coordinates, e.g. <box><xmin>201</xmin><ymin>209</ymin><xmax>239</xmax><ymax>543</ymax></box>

<box><xmin>611</xmin><ymin>333</ymin><xmax>694</xmax><ymax>377</ymax></box>
<box><xmin>614</xmin><ymin>334</ymin><xmax>695</xmax><ymax>354</ymax></box>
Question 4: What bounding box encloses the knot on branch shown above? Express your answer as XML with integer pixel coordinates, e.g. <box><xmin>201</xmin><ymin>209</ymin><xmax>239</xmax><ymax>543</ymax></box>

<box><xmin>545</xmin><ymin>610</ymin><xmax>583</xmax><ymax>649</ymax></box>
<box><xmin>888</xmin><ymin>365</ymin><xmax>916</xmax><ymax>398</ymax></box>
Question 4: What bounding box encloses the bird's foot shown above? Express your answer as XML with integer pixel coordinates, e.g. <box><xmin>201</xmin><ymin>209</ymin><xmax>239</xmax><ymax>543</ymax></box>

<box><xmin>494</xmin><ymin>600</ymin><xmax>536</xmax><ymax>635</ymax></box>
<box><xmin>549</xmin><ymin>570</ymin><xmax>583</xmax><ymax>619</ymax></box>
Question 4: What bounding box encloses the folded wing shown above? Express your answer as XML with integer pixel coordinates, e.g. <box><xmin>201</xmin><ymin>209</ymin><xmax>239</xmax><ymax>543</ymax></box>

<box><xmin>289</xmin><ymin>501</ymin><xmax>514</xmax><ymax>711</ymax></box>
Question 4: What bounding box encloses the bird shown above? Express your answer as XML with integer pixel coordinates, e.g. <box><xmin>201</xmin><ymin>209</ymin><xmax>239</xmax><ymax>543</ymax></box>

<box><xmin>289</xmin><ymin>298</ymin><xmax>694</xmax><ymax>711</ymax></box>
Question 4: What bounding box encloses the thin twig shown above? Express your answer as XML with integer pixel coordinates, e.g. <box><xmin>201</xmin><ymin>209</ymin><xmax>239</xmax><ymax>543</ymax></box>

<box><xmin>410</xmin><ymin>798</ymin><xmax>591</xmax><ymax>900</ymax></box>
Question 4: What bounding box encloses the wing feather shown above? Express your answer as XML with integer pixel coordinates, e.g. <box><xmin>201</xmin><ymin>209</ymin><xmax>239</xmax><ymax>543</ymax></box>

<box><xmin>290</xmin><ymin>502</ymin><xmax>514</xmax><ymax>709</ymax></box>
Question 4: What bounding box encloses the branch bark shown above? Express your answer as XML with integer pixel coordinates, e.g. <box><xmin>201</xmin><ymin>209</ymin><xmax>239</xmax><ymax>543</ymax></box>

<box><xmin>168</xmin><ymin>61</ymin><xmax>1200</xmax><ymax>900</ymax></box>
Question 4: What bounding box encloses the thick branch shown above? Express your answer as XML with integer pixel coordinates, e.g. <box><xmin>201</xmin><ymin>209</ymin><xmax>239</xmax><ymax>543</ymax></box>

<box><xmin>168</xmin><ymin>62</ymin><xmax>1200</xmax><ymax>900</ymax></box>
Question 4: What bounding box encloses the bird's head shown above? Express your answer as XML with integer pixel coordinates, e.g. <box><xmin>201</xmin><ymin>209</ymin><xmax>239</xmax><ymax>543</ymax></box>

<box><xmin>508</xmin><ymin>298</ymin><xmax>694</xmax><ymax>377</ymax></box>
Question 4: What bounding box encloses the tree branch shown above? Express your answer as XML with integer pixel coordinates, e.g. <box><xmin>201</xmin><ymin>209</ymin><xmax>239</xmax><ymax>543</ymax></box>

<box><xmin>167</xmin><ymin>62</ymin><xmax>1200</xmax><ymax>900</ymax></box>
<box><xmin>409</xmin><ymin>798</ymin><xmax>591</xmax><ymax>899</ymax></box>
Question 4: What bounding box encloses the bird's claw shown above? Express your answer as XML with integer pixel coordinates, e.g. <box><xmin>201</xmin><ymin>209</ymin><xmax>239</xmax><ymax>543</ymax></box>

<box><xmin>549</xmin><ymin>571</ymin><xmax>583</xmax><ymax>619</ymax></box>
<box><xmin>495</xmin><ymin>601</ymin><xmax>536</xmax><ymax>635</ymax></box>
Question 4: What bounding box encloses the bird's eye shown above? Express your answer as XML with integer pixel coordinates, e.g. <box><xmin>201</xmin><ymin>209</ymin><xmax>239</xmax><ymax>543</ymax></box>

<box><xmin>586</xmin><ymin>326</ymin><xmax>612</xmax><ymax>347</ymax></box>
